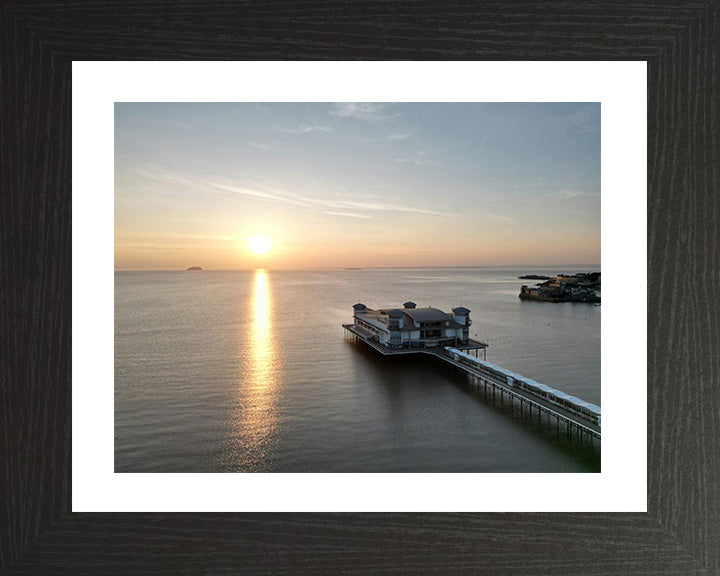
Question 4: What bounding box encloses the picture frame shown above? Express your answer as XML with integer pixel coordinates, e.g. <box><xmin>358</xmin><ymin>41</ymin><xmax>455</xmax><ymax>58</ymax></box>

<box><xmin>2</xmin><ymin>1</ymin><xmax>717</xmax><ymax>573</ymax></box>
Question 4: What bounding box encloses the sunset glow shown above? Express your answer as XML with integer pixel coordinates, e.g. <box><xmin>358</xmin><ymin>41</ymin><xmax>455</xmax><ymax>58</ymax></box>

<box><xmin>114</xmin><ymin>103</ymin><xmax>600</xmax><ymax>270</ymax></box>
<box><xmin>247</xmin><ymin>235</ymin><xmax>273</xmax><ymax>255</ymax></box>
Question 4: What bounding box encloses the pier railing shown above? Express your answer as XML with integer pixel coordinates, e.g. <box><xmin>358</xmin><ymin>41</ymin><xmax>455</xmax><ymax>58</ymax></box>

<box><xmin>343</xmin><ymin>323</ymin><xmax>600</xmax><ymax>445</ymax></box>
<box><xmin>436</xmin><ymin>349</ymin><xmax>600</xmax><ymax>442</ymax></box>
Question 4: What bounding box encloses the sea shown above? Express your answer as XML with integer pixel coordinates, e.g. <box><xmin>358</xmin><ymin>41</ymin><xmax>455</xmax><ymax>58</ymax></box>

<box><xmin>115</xmin><ymin>267</ymin><xmax>601</xmax><ymax>473</ymax></box>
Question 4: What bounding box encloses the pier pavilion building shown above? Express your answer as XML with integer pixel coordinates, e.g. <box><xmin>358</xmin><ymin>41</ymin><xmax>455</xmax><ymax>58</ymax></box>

<box><xmin>351</xmin><ymin>301</ymin><xmax>471</xmax><ymax>350</ymax></box>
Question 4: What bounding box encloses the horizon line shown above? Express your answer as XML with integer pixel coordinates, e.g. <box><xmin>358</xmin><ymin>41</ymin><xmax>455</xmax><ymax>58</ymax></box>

<box><xmin>115</xmin><ymin>264</ymin><xmax>602</xmax><ymax>272</ymax></box>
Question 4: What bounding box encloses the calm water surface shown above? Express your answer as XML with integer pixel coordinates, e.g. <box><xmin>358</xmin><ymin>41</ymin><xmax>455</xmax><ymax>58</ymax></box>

<box><xmin>115</xmin><ymin>267</ymin><xmax>601</xmax><ymax>472</ymax></box>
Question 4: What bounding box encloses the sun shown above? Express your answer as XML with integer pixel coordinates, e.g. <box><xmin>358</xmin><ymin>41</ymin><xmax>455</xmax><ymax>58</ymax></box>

<box><xmin>247</xmin><ymin>235</ymin><xmax>273</xmax><ymax>255</ymax></box>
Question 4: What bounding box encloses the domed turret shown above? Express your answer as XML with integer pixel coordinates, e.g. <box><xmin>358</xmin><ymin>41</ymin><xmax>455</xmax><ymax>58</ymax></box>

<box><xmin>452</xmin><ymin>306</ymin><xmax>471</xmax><ymax>325</ymax></box>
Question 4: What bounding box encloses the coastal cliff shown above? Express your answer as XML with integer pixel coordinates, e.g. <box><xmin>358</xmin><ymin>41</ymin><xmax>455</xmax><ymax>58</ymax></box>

<box><xmin>519</xmin><ymin>272</ymin><xmax>600</xmax><ymax>303</ymax></box>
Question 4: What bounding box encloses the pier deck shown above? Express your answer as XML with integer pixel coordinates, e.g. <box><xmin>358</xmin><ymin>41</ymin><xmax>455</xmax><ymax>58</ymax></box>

<box><xmin>343</xmin><ymin>323</ymin><xmax>600</xmax><ymax>442</ymax></box>
<box><xmin>437</xmin><ymin>349</ymin><xmax>600</xmax><ymax>439</ymax></box>
<box><xmin>342</xmin><ymin>324</ymin><xmax>487</xmax><ymax>355</ymax></box>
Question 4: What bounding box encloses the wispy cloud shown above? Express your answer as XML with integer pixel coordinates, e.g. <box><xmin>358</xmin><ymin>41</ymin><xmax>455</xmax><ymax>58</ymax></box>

<box><xmin>387</xmin><ymin>132</ymin><xmax>411</xmax><ymax>141</ymax></box>
<box><xmin>323</xmin><ymin>211</ymin><xmax>373</xmax><ymax>219</ymax></box>
<box><xmin>467</xmin><ymin>200</ymin><xmax>515</xmax><ymax>223</ymax></box>
<box><xmin>331</xmin><ymin>103</ymin><xmax>391</xmax><ymax>122</ymax></box>
<box><xmin>548</xmin><ymin>189</ymin><xmax>600</xmax><ymax>199</ymax></box>
<box><xmin>394</xmin><ymin>151</ymin><xmax>440</xmax><ymax>167</ymax></box>
<box><xmin>278</xmin><ymin>124</ymin><xmax>332</xmax><ymax>135</ymax></box>
<box><xmin>482</xmin><ymin>212</ymin><xmax>515</xmax><ymax>223</ymax></box>
<box><xmin>211</xmin><ymin>181</ymin><xmax>314</xmax><ymax>208</ymax></box>
<box><xmin>249</xmin><ymin>141</ymin><xmax>272</xmax><ymax>151</ymax></box>
<box><xmin>117</xmin><ymin>232</ymin><xmax>237</xmax><ymax>243</ymax></box>
<box><xmin>395</xmin><ymin>157</ymin><xmax>428</xmax><ymax>166</ymax></box>
<box><xmin>323</xmin><ymin>198</ymin><xmax>450</xmax><ymax>216</ymax></box>
<box><xmin>135</xmin><ymin>170</ymin><xmax>194</xmax><ymax>187</ymax></box>
<box><xmin>138</xmin><ymin>169</ymin><xmax>453</xmax><ymax>217</ymax></box>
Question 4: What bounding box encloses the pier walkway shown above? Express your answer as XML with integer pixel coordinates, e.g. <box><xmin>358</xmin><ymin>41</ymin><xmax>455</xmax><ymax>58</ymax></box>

<box><xmin>343</xmin><ymin>323</ymin><xmax>600</xmax><ymax>444</ymax></box>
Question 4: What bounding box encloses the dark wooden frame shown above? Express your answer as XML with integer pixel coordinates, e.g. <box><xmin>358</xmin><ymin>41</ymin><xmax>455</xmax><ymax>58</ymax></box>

<box><xmin>2</xmin><ymin>1</ymin><xmax>718</xmax><ymax>574</ymax></box>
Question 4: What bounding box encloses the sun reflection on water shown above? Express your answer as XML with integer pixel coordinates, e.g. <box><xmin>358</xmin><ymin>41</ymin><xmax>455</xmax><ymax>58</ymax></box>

<box><xmin>225</xmin><ymin>268</ymin><xmax>279</xmax><ymax>471</ymax></box>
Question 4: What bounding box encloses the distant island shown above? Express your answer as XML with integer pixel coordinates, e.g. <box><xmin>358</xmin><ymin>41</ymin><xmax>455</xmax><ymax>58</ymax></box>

<box><xmin>186</xmin><ymin>266</ymin><xmax>203</xmax><ymax>270</ymax></box>
<box><xmin>519</xmin><ymin>272</ymin><xmax>600</xmax><ymax>303</ymax></box>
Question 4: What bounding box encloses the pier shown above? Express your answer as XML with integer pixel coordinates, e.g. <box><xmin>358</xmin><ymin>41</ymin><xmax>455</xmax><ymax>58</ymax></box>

<box><xmin>343</xmin><ymin>323</ymin><xmax>600</xmax><ymax>445</ymax></box>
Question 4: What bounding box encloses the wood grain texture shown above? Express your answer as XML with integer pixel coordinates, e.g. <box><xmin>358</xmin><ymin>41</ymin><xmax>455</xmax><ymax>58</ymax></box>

<box><xmin>1</xmin><ymin>1</ymin><xmax>718</xmax><ymax>574</ymax></box>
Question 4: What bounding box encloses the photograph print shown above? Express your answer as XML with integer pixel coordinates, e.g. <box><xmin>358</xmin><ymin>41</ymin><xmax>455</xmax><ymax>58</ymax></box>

<box><xmin>114</xmin><ymin>102</ymin><xmax>601</xmax><ymax>473</ymax></box>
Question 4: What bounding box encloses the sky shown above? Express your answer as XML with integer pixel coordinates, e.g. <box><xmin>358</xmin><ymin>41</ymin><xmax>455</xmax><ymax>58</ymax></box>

<box><xmin>115</xmin><ymin>102</ymin><xmax>600</xmax><ymax>269</ymax></box>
